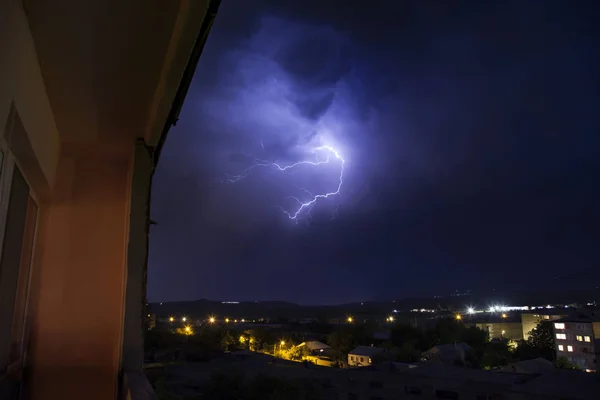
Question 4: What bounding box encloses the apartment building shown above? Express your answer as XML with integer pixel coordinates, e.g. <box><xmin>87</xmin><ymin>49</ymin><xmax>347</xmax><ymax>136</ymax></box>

<box><xmin>522</xmin><ymin>311</ymin><xmax>568</xmax><ymax>341</ymax></box>
<box><xmin>553</xmin><ymin>315</ymin><xmax>600</xmax><ymax>371</ymax></box>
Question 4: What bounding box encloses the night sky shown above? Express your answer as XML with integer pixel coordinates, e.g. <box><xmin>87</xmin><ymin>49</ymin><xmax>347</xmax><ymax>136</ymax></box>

<box><xmin>148</xmin><ymin>0</ymin><xmax>600</xmax><ymax>305</ymax></box>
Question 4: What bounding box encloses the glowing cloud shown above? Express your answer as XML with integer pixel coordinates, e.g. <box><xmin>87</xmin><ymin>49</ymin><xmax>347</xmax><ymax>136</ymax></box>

<box><xmin>225</xmin><ymin>145</ymin><xmax>344</xmax><ymax>220</ymax></box>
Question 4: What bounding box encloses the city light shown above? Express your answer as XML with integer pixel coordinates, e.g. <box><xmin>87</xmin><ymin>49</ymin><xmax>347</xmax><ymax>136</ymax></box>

<box><xmin>387</xmin><ymin>316</ymin><xmax>395</xmax><ymax>322</ymax></box>
<box><xmin>467</xmin><ymin>307</ymin><xmax>475</xmax><ymax>314</ymax></box>
<box><xmin>209</xmin><ymin>316</ymin><xmax>216</xmax><ymax>324</ymax></box>
<box><xmin>455</xmin><ymin>314</ymin><xmax>462</xmax><ymax>321</ymax></box>
<box><xmin>184</xmin><ymin>326</ymin><xmax>191</xmax><ymax>332</ymax></box>
<box><xmin>225</xmin><ymin>318</ymin><xmax>230</xmax><ymax>323</ymax></box>
<box><xmin>182</xmin><ymin>317</ymin><xmax>187</xmax><ymax>322</ymax></box>
<box><xmin>280</xmin><ymin>340</ymin><xmax>286</xmax><ymax>346</ymax></box>
<box><xmin>169</xmin><ymin>317</ymin><xmax>174</xmax><ymax>322</ymax></box>
<box><xmin>347</xmin><ymin>316</ymin><xmax>354</xmax><ymax>323</ymax></box>
<box><xmin>501</xmin><ymin>313</ymin><xmax>507</xmax><ymax>319</ymax></box>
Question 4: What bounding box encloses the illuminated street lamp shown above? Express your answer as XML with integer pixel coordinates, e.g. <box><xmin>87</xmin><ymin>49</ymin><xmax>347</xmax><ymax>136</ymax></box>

<box><xmin>455</xmin><ymin>314</ymin><xmax>462</xmax><ymax>321</ymax></box>
<box><xmin>501</xmin><ymin>313</ymin><xmax>507</xmax><ymax>319</ymax></box>
<box><xmin>280</xmin><ymin>340</ymin><xmax>286</xmax><ymax>347</ymax></box>
<box><xmin>467</xmin><ymin>307</ymin><xmax>475</xmax><ymax>315</ymax></box>
<box><xmin>169</xmin><ymin>317</ymin><xmax>174</xmax><ymax>323</ymax></box>
<box><xmin>347</xmin><ymin>316</ymin><xmax>354</xmax><ymax>323</ymax></box>
<box><xmin>209</xmin><ymin>316</ymin><xmax>216</xmax><ymax>324</ymax></box>
<box><xmin>387</xmin><ymin>316</ymin><xmax>395</xmax><ymax>322</ymax></box>
<box><xmin>225</xmin><ymin>318</ymin><xmax>230</xmax><ymax>323</ymax></box>
<box><xmin>182</xmin><ymin>317</ymin><xmax>187</xmax><ymax>322</ymax></box>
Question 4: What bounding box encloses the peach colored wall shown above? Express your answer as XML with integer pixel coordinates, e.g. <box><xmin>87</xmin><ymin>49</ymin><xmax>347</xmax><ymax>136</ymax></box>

<box><xmin>28</xmin><ymin>148</ymin><xmax>133</xmax><ymax>400</ymax></box>
<box><xmin>0</xmin><ymin>0</ymin><xmax>60</xmax><ymax>191</ymax></box>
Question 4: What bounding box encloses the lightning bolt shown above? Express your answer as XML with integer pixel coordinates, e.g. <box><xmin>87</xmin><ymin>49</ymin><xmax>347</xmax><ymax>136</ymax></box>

<box><xmin>225</xmin><ymin>145</ymin><xmax>345</xmax><ymax>220</ymax></box>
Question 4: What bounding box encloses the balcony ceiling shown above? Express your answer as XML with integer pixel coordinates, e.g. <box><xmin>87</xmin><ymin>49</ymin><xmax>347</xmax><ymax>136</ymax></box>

<box><xmin>24</xmin><ymin>0</ymin><xmax>203</xmax><ymax>150</ymax></box>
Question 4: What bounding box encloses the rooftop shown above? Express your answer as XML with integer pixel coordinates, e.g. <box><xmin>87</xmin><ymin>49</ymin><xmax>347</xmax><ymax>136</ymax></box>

<box><xmin>349</xmin><ymin>346</ymin><xmax>385</xmax><ymax>357</ymax></box>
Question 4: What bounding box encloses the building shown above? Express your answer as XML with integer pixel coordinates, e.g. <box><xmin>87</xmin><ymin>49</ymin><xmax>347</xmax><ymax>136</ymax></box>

<box><xmin>522</xmin><ymin>311</ymin><xmax>568</xmax><ymax>341</ymax></box>
<box><xmin>348</xmin><ymin>346</ymin><xmax>385</xmax><ymax>367</ymax></box>
<box><xmin>553</xmin><ymin>315</ymin><xmax>600</xmax><ymax>371</ymax></box>
<box><xmin>469</xmin><ymin>313</ymin><xmax>523</xmax><ymax>341</ymax></box>
<box><xmin>0</xmin><ymin>1</ymin><xmax>219</xmax><ymax>399</ymax></box>
<box><xmin>302</xmin><ymin>340</ymin><xmax>333</xmax><ymax>356</ymax></box>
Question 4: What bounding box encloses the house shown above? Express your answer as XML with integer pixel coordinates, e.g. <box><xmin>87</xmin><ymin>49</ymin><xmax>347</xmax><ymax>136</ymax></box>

<box><xmin>423</xmin><ymin>342</ymin><xmax>474</xmax><ymax>365</ymax></box>
<box><xmin>0</xmin><ymin>0</ymin><xmax>219</xmax><ymax>398</ymax></box>
<box><xmin>348</xmin><ymin>346</ymin><xmax>385</xmax><ymax>367</ymax></box>
<box><xmin>302</xmin><ymin>340</ymin><xmax>332</xmax><ymax>356</ymax></box>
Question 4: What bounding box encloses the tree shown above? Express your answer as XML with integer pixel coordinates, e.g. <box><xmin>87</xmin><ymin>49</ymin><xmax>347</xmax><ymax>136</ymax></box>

<box><xmin>526</xmin><ymin>320</ymin><xmax>555</xmax><ymax>360</ymax></box>
<box><xmin>327</xmin><ymin>328</ymin><xmax>356</xmax><ymax>364</ymax></box>
<box><xmin>555</xmin><ymin>356</ymin><xmax>580</xmax><ymax>370</ymax></box>
<box><xmin>394</xmin><ymin>343</ymin><xmax>422</xmax><ymax>363</ymax></box>
<box><xmin>480</xmin><ymin>340</ymin><xmax>511</xmax><ymax>369</ymax></box>
<box><xmin>220</xmin><ymin>330</ymin><xmax>236</xmax><ymax>352</ymax></box>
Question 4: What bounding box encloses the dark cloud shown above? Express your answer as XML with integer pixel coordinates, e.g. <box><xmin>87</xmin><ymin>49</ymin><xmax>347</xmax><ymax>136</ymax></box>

<box><xmin>148</xmin><ymin>0</ymin><xmax>600</xmax><ymax>304</ymax></box>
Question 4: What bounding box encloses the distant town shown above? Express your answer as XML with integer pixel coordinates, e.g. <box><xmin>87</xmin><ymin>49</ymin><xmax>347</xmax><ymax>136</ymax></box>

<box><xmin>143</xmin><ymin>288</ymin><xmax>600</xmax><ymax>399</ymax></box>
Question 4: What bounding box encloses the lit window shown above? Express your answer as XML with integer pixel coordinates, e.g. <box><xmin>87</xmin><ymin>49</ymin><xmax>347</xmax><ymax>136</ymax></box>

<box><xmin>556</xmin><ymin>333</ymin><xmax>566</xmax><ymax>340</ymax></box>
<box><xmin>577</xmin><ymin>335</ymin><xmax>583</xmax><ymax>342</ymax></box>
<box><xmin>558</xmin><ymin>345</ymin><xmax>564</xmax><ymax>351</ymax></box>
<box><xmin>567</xmin><ymin>346</ymin><xmax>574</xmax><ymax>352</ymax></box>
<box><xmin>585</xmin><ymin>336</ymin><xmax>591</xmax><ymax>342</ymax></box>
<box><xmin>554</xmin><ymin>323</ymin><xmax>565</xmax><ymax>329</ymax></box>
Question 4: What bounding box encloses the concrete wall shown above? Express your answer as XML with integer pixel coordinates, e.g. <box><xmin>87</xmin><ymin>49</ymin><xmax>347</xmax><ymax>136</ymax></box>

<box><xmin>0</xmin><ymin>0</ymin><xmax>60</xmax><ymax>193</ymax></box>
<box><xmin>27</xmin><ymin>147</ymin><xmax>134</xmax><ymax>400</ymax></box>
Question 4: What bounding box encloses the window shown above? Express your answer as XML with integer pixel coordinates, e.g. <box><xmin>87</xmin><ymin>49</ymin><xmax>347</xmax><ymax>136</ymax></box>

<box><xmin>558</xmin><ymin>345</ymin><xmax>564</xmax><ymax>351</ymax></box>
<box><xmin>582</xmin><ymin>347</ymin><xmax>589</xmax><ymax>353</ymax></box>
<box><xmin>554</xmin><ymin>323</ymin><xmax>565</xmax><ymax>329</ymax></box>
<box><xmin>350</xmin><ymin>356</ymin><xmax>354</xmax><ymax>361</ymax></box>
<box><xmin>567</xmin><ymin>346</ymin><xmax>574</xmax><ymax>352</ymax></box>
<box><xmin>585</xmin><ymin>336</ymin><xmax>591</xmax><ymax>342</ymax></box>
<box><xmin>577</xmin><ymin>335</ymin><xmax>583</xmax><ymax>341</ymax></box>
<box><xmin>556</xmin><ymin>333</ymin><xmax>566</xmax><ymax>340</ymax></box>
<box><xmin>360</xmin><ymin>357</ymin><xmax>364</xmax><ymax>362</ymax></box>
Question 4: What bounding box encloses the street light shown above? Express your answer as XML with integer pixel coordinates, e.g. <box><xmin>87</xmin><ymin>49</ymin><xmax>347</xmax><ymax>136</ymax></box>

<box><xmin>169</xmin><ymin>317</ymin><xmax>174</xmax><ymax>323</ymax></box>
<box><xmin>209</xmin><ymin>316</ymin><xmax>216</xmax><ymax>324</ymax></box>
<box><xmin>280</xmin><ymin>340</ymin><xmax>285</xmax><ymax>346</ymax></box>
<box><xmin>387</xmin><ymin>316</ymin><xmax>395</xmax><ymax>322</ymax></box>
<box><xmin>225</xmin><ymin>318</ymin><xmax>230</xmax><ymax>323</ymax></box>
<box><xmin>347</xmin><ymin>316</ymin><xmax>354</xmax><ymax>323</ymax></box>
<box><xmin>455</xmin><ymin>314</ymin><xmax>462</xmax><ymax>321</ymax></box>
<box><xmin>467</xmin><ymin>307</ymin><xmax>475</xmax><ymax>314</ymax></box>
<box><xmin>501</xmin><ymin>313</ymin><xmax>507</xmax><ymax>319</ymax></box>
<box><xmin>182</xmin><ymin>317</ymin><xmax>187</xmax><ymax>322</ymax></box>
